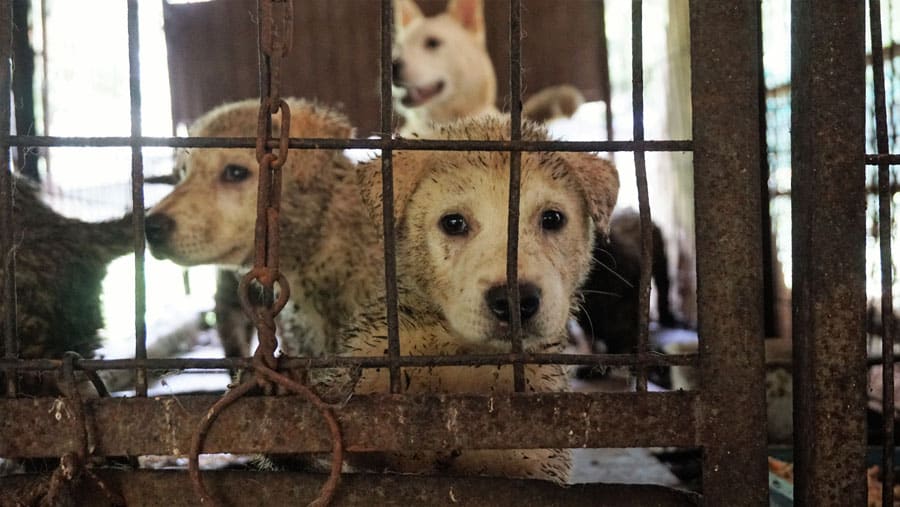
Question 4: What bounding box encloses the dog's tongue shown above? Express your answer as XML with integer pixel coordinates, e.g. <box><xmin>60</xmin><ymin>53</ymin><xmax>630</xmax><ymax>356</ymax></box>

<box><xmin>406</xmin><ymin>82</ymin><xmax>443</xmax><ymax>106</ymax></box>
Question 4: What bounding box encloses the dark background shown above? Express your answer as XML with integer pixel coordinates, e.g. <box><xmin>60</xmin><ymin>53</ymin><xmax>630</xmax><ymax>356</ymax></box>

<box><xmin>163</xmin><ymin>0</ymin><xmax>610</xmax><ymax>134</ymax></box>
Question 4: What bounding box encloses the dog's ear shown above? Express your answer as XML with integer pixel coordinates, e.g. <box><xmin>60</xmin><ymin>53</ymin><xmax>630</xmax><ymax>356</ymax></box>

<box><xmin>446</xmin><ymin>0</ymin><xmax>485</xmax><ymax>44</ymax></box>
<box><xmin>396</xmin><ymin>0</ymin><xmax>424</xmax><ymax>29</ymax></box>
<box><xmin>560</xmin><ymin>153</ymin><xmax>619</xmax><ymax>233</ymax></box>
<box><xmin>358</xmin><ymin>151</ymin><xmax>429</xmax><ymax>226</ymax></box>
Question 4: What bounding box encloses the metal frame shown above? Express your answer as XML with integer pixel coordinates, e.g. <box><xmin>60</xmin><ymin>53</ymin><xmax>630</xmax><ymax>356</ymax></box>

<box><xmin>1</xmin><ymin>0</ymin><xmax>869</xmax><ymax>505</ymax></box>
<box><xmin>792</xmin><ymin>1</ymin><xmax>868</xmax><ymax>505</ymax></box>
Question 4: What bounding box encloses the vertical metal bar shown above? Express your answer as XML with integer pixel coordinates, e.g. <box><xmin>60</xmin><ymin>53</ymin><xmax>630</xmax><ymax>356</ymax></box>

<box><xmin>598</xmin><ymin>0</ymin><xmax>613</xmax><ymax>142</ymax></box>
<box><xmin>887</xmin><ymin>0</ymin><xmax>899</xmax><ymax>151</ymax></box>
<box><xmin>631</xmin><ymin>0</ymin><xmax>651</xmax><ymax>392</ymax></box>
<box><xmin>791</xmin><ymin>0</ymin><xmax>867</xmax><ymax>505</ymax></box>
<box><xmin>39</xmin><ymin>0</ymin><xmax>46</xmax><ymax>140</ymax></box>
<box><xmin>11</xmin><ymin>0</ymin><xmax>36</xmax><ymax>181</ymax></box>
<box><xmin>757</xmin><ymin>0</ymin><xmax>777</xmax><ymax>339</ymax></box>
<box><xmin>869</xmin><ymin>2</ymin><xmax>895</xmax><ymax>505</ymax></box>
<box><xmin>507</xmin><ymin>0</ymin><xmax>524</xmax><ymax>392</ymax></box>
<box><xmin>127</xmin><ymin>0</ymin><xmax>147</xmax><ymax>397</ymax></box>
<box><xmin>254</xmin><ymin>1</ymin><xmax>276</xmax><ymax>325</ymax></box>
<box><xmin>690</xmin><ymin>1</ymin><xmax>768</xmax><ymax>504</ymax></box>
<box><xmin>380</xmin><ymin>0</ymin><xmax>401</xmax><ymax>394</ymax></box>
<box><xmin>257</xmin><ymin>1</ymin><xmax>271</xmax><ymax>117</ymax></box>
<box><xmin>0</xmin><ymin>0</ymin><xmax>14</xmax><ymax>398</ymax></box>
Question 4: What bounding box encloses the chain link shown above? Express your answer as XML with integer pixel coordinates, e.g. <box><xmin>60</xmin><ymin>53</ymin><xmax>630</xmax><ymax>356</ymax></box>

<box><xmin>189</xmin><ymin>2</ymin><xmax>342</xmax><ymax>505</ymax></box>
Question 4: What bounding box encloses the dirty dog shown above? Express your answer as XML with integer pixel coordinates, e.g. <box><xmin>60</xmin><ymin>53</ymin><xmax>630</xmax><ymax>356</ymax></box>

<box><xmin>145</xmin><ymin>99</ymin><xmax>381</xmax><ymax>358</ymax></box>
<box><xmin>392</xmin><ymin>0</ymin><xmax>583</xmax><ymax>136</ymax></box>
<box><xmin>347</xmin><ymin>116</ymin><xmax>619</xmax><ymax>483</ymax></box>
<box><xmin>1</xmin><ymin>177</ymin><xmax>133</xmax><ymax>393</ymax></box>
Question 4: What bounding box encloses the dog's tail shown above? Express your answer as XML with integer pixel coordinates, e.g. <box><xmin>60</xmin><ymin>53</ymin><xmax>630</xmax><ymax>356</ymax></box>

<box><xmin>82</xmin><ymin>211</ymin><xmax>137</xmax><ymax>263</ymax></box>
<box><xmin>522</xmin><ymin>84</ymin><xmax>585</xmax><ymax>124</ymax></box>
<box><xmin>13</xmin><ymin>176</ymin><xmax>135</xmax><ymax>263</ymax></box>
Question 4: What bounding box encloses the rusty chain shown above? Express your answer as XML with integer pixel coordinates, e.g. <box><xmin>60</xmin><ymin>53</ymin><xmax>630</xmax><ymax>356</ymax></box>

<box><xmin>21</xmin><ymin>353</ymin><xmax>125</xmax><ymax>506</ymax></box>
<box><xmin>188</xmin><ymin>2</ymin><xmax>343</xmax><ymax>506</ymax></box>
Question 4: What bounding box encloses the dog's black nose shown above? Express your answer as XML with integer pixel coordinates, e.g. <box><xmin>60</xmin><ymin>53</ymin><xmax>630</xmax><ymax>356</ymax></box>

<box><xmin>392</xmin><ymin>59</ymin><xmax>404</xmax><ymax>83</ymax></box>
<box><xmin>145</xmin><ymin>213</ymin><xmax>175</xmax><ymax>244</ymax></box>
<box><xmin>486</xmin><ymin>283</ymin><xmax>542</xmax><ymax>323</ymax></box>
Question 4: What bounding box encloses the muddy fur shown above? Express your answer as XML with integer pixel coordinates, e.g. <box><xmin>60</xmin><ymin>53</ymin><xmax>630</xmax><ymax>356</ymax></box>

<box><xmin>1</xmin><ymin>177</ymin><xmax>133</xmax><ymax>391</ymax></box>
<box><xmin>146</xmin><ymin>99</ymin><xmax>382</xmax><ymax>358</ymax></box>
<box><xmin>392</xmin><ymin>0</ymin><xmax>584</xmax><ymax>136</ymax></box>
<box><xmin>346</xmin><ymin>115</ymin><xmax>619</xmax><ymax>483</ymax></box>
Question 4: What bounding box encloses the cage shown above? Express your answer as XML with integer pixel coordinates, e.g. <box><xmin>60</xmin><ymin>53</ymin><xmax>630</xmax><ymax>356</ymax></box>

<box><xmin>0</xmin><ymin>0</ymin><xmax>885</xmax><ymax>505</ymax></box>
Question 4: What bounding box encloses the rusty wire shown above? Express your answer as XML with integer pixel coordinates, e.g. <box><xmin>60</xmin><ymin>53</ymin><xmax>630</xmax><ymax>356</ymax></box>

<box><xmin>506</xmin><ymin>0</ymin><xmax>525</xmax><ymax>393</ymax></box>
<box><xmin>126</xmin><ymin>0</ymin><xmax>148</xmax><ymax>398</ymax></box>
<box><xmin>1</xmin><ymin>0</ymin><xmax>15</xmax><ymax>399</ymax></box>
<box><xmin>28</xmin><ymin>353</ymin><xmax>126</xmax><ymax>506</ymax></box>
<box><xmin>187</xmin><ymin>1</ymin><xmax>342</xmax><ymax>505</ymax></box>
<box><xmin>631</xmin><ymin>0</ymin><xmax>653</xmax><ymax>392</ymax></box>
<box><xmin>0</xmin><ymin>135</ymin><xmax>693</xmax><ymax>152</ymax></box>
<box><xmin>0</xmin><ymin>350</ymin><xmax>700</xmax><ymax>372</ymax></box>
<box><xmin>869</xmin><ymin>1</ymin><xmax>895</xmax><ymax>505</ymax></box>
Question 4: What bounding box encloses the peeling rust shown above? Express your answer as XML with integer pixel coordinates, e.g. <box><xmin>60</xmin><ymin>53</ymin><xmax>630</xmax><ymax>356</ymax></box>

<box><xmin>0</xmin><ymin>393</ymin><xmax>697</xmax><ymax>458</ymax></box>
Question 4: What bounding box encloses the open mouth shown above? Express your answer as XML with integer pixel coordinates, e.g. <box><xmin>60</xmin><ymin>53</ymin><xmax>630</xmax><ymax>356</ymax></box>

<box><xmin>400</xmin><ymin>80</ymin><xmax>445</xmax><ymax>107</ymax></box>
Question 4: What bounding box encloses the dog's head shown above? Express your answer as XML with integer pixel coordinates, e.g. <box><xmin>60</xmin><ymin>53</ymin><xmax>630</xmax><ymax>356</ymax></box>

<box><xmin>359</xmin><ymin>116</ymin><xmax>619</xmax><ymax>348</ymax></box>
<box><xmin>392</xmin><ymin>0</ymin><xmax>496</xmax><ymax>122</ymax></box>
<box><xmin>146</xmin><ymin>99</ymin><xmax>352</xmax><ymax>267</ymax></box>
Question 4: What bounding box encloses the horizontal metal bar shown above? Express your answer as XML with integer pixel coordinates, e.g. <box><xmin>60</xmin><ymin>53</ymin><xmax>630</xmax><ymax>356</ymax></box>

<box><xmin>867</xmin><ymin>153</ymin><xmax>900</xmax><ymax>164</ymax></box>
<box><xmin>0</xmin><ymin>470</ymin><xmax>701</xmax><ymax>507</ymax></box>
<box><xmin>0</xmin><ymin>135</ymin><xmax>693</xmax><ymax>152</ymax></box>
<box><xmin>0</xmin><ymin>352</ymin><xmax>700</xmax><ymax>372</ymax></box>
<box><xmin>0</xmin><ymin>392</ymin><xmax>699</xmax><ymax>457</ymax></box>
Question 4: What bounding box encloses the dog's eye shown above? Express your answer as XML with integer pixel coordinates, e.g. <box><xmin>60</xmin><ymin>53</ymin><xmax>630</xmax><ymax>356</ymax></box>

<box><xmin>439</xmin><ymin>213</ymin><xmax>468</xmax><ymax>236</ymax></box>
<box><xmin>424</xmin><ymin>37</ymin><xmax>442</xmax><ymax>50</ymax></box>
<box><xmin>221</xmin><ymin>164</ymin><xmax>250</xmax><ymax>183</ymax></box>
<box><xmin>541</xmin><ymin>210</ymin><xmax>566</xmax><ymax>231</ymax></box>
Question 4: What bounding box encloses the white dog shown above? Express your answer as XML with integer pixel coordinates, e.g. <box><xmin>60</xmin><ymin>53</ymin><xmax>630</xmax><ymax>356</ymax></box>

<box><xmin>392</xmin><ymin>0</ymin><xmax>583</xmax><ymax>136</ymax></box>
<box><xmin>344</xmin><ymin>115</ymin><xmax>620</xmax><ymax>483</ymax></box>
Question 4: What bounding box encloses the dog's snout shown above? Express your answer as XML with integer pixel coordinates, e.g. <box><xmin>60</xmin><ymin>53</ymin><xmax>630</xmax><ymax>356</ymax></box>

<box><xmin>485</xmin><ymin>283</ymin><xmax>542</xmax><ymax>323</ymax></box>
<box><xmin>392</xmin><ymin>59</ymin><xmax>404</xmax><ymax>83</ymax></box>
<box><xmin>145</xmin><ymin>213</ymin><xmax>175</xmax><ymax>245</ymax></box>
<box><xmin>519</xmin><ymin>284</ymin><xmax>542</xmax><ymax>320</ymax></box>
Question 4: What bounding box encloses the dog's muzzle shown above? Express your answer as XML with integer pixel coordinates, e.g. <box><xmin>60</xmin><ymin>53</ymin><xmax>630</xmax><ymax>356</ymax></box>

<box><xmin>145</xmin><ymin>213</ymin><xmax>175</xmax><ymax>247</ymax></box>
<box><xmin>485</xmin><ymin>283</ymin><xmax>542</xmax><ymax>323</ymax></box>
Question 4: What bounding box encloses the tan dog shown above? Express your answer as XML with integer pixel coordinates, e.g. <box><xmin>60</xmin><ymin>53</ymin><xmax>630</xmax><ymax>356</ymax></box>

<box><xmin>346</xmin><ymin>116</ymin><xmax>619</xmax><ymax>483</ymax></box>
<box><xmin>145</xmin><ymin>99</ymin><xmax>381</xmax><ymax>357</ymax></box>
<box><xmin>392</xmin><ymin>0</ymin><xmax>583</xmax><ymax>136</ymax></box>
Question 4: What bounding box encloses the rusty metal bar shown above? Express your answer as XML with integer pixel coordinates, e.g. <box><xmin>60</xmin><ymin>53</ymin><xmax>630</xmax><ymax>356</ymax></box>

<box><xmin>507</xmin><ymin>0</ymin><xmax>524</xmax><ymax>392</ymax></box>
<box><xmin>0</xmin><ymin>471</ymin><xmax>700</xmax><ymax>507</ymax></box>
<box><xmin>791</xmin><ymin>0</ymin><xmax>867</xmax><ymax>505</ymax></box>
<box><xmin>599</xmin><ymin>0</ymin><xmax>613</xmax><ymax>141</ymax></box>
<box><xmin>869</xmin><ymin>2</ymin><xmax>896</xmax><ymax>505</ymax></box>
<box><xmin>690</xmin><ymin>1</ymin><xmax>768</xmax><ymax>504</ymax></box>
<box><xmin>256</xmin><ymin>0</ymin><xmax>269</xmax><ymax>111</ymax></box>
<box><xmin>757</xmin><ymin>0</ymin><xmax>777</xmax><ymax>339</ymax></box>
<box><xmin>380</xmin><ymin>0</ymin><xmax>401</xmax><ymax>394</ymax></box>
<box><xmin>0</xmin><ymin>351</ymin><xmax>700</xmax><ymax>371</ymax></box>
<box><xmin>869</xmin><ymin>153</ymin><xmax>900</xmax><ymax>164</ymax></box>
<box><xmin>631</xmin><ymin>0</ymin><xmax>651</xmax><ymax>392</ymax></box>
<box><xmin>0</xmin><ymin>0</ymin><xmax>13</xmax><ymax>398</ymax></box>
<box><xmin>0</xmin><ymin>391</ymin><xmax>699</xmax><ymax>457</ymax></box>
<box><xmin>0</xmin><ymin>135</ymin><xmax>692</xmax><ymax>152</ymax></box>
<box><xmin>127</xmin><ymin>0</ymin><xmax>147</xmax><ymax>397</ymax></box>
